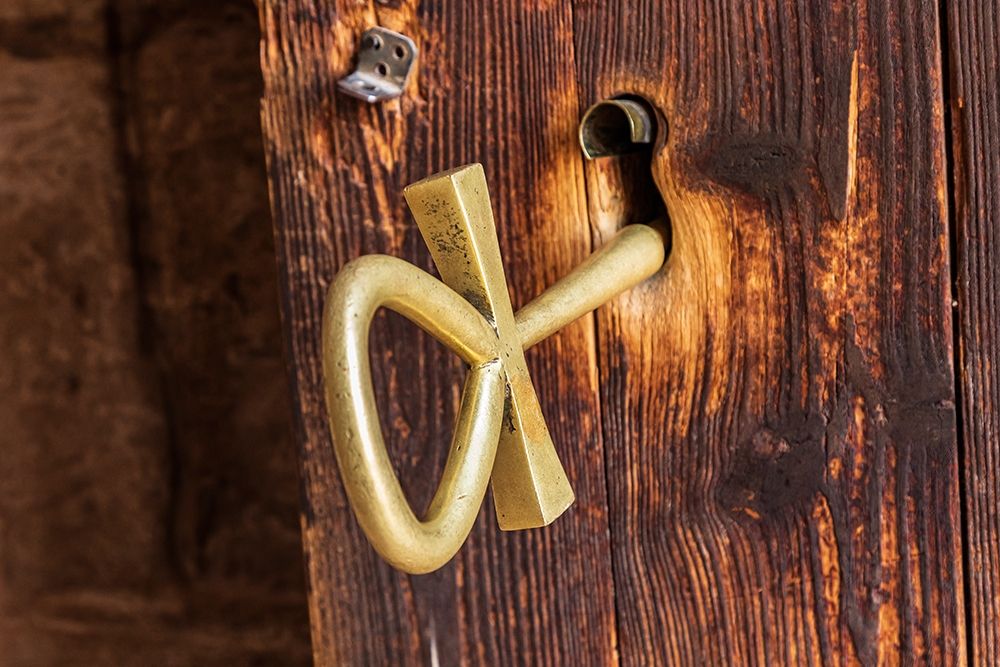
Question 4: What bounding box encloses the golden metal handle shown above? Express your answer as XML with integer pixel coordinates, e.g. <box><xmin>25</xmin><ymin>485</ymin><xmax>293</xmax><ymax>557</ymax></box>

<box><xmin>322</xmin><ymin>163</ymin><xmax>665</xmax><ymax>573</ymax></box>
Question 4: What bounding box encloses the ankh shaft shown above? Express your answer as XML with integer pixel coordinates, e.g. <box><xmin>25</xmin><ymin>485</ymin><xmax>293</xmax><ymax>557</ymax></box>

<box><xmin>515</xmin><ymin>221</ymin><xmax>667</xmax><ymax>349</ymax></box>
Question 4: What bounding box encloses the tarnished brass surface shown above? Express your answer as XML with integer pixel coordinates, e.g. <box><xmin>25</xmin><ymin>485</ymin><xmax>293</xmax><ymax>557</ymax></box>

<box><xmin>322</xmin><ymin>163</ymin><xmax>665</xmax><ymax>573</ymax></box>
<box><xmin>578</xmin><ymin>98</ymin><xmax>655</xmax><ymax>159</ymax></box>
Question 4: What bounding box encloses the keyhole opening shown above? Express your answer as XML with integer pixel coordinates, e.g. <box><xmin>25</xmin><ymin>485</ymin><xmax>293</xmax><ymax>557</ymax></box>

<box><xmin>579</xmin><ymin>96</ymin><xmax>656</xmax><ymax>159</ymax></box>
<box><xmin>579</xmin><ymin>94</ymin><xmax>671</xmax><ymax>260</ymax></box>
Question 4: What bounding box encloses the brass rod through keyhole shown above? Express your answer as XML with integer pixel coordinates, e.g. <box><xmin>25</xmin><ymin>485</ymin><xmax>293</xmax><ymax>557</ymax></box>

<box><xmin>579</xmin><ymin>95</ymin><xmax>670</xmax><ymax>258</ymax></box>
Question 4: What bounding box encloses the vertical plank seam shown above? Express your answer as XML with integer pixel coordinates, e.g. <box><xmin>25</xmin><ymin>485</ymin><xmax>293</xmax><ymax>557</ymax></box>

<box><xmin>937</xmin><ymin>0</ymin><xmax>975</xmax><ymax>664</ymax></box>
<box><xmin>565</xmin><ymin>0</ymin><xmax>624</xmax><ymax>663</ymax></box>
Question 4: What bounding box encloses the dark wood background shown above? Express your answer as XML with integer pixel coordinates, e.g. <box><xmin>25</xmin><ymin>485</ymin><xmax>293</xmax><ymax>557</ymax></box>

<box><xmin>0</xmin><ymin>1</ymin><xmax>308</xmax><ymax>663</ymax></box>
<box><xmin>260</xmin><ymin>0</ymin><xmax>1000</xmax><ymax>665</ymax></box>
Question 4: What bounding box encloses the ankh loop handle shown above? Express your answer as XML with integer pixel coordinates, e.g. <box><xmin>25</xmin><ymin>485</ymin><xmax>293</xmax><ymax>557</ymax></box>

<box><xmin>322</xmin><ymin>163</ymin><xmax>665</xmax><ymax>574</ymax></box>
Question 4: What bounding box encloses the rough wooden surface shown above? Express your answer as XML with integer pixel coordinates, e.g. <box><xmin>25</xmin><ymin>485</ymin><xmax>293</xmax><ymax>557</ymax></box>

<box><xmin>576</xmin><ymin>0</ymin><xmax>963</xmax><ymax>663</ymax></box>
<box><xmin>946</xmin><ymin>1</ymin><xmax>1000</xmax><ymax>664</ymax></box>
<box><xmin>259</xmin><ymin>1</ymin><xmax>618</xmax><ymax>664</ymax></box>
<box><xmin>0</xmin><ymin>0</ymin><xmax>309</xmax><ymax>662</ymax></box>
<box><xmin>261</xmin><ymin>0</ymin><xmax>970</xmax><ymax>665</ymax></box>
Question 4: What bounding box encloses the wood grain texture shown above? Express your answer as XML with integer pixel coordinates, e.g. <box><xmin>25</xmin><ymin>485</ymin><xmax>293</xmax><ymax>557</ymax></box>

<box><xmin>575</xmin><ymin>0</ymin><xmax>964</xmax><ymax>664</ymax></box>
<box><xmin>946</xmin><ymin>0</ymin><xmax>1000</xmax><ymax>664</ymax></box>
<box><xmin>259</xmin><ymin>1</ymin><xmax>617</xmax><ymax>664</ymax></box>
<box><xmin>263</xmin><ymin>0</ymin><xmax>970</xmax><ymax>664</ymax></box>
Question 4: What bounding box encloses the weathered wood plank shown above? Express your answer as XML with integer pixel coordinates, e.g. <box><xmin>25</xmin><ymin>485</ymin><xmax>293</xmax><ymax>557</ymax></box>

<box><xmin>946</xmin><ymin>0</ymin><xmax>1000</xmax><ymax>663</ymax></box>
<box><xmin>574</xmin><ymin>0</ymin><xmax>964</xmax><ymax>663</ymax></box>
<box><xmin>259</xmin><ymin>1</ymin><xmax>618</xmax><ymax>664</ymax></box>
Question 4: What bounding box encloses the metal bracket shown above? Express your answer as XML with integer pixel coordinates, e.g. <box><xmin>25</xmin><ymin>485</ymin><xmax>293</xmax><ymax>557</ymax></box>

<box><xmin>337</xmin><ymin>27</ymin><xmax>418</xmax><ymax>103</ymax></box>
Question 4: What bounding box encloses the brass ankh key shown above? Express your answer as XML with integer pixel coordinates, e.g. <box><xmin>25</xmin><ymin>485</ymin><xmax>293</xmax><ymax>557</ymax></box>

<box><xmin>322</xmin><ymin>163</ymin><xmax>665</xmax><ymax>573</ymax></box>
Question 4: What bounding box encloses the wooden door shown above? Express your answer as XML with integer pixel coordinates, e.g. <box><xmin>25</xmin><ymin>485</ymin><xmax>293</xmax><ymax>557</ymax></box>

<box><xmin>259</xmin><ymin>0</ymin><xmax>998</xmax><ymax>664</ymax></box>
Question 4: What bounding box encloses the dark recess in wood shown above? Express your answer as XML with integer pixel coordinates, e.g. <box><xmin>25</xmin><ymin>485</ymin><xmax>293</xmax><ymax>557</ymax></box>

<box><xmin>0</xmin><ymin>0</ymin><xmax>309</xmax><ymax>662</ymax></box>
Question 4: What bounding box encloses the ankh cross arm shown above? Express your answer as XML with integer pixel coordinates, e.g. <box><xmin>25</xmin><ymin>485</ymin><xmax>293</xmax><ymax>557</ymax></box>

<box><xmin>322</xmin><ymin>163</ymin><xmax>665</xmax><ymax>574</ymax></box>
